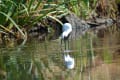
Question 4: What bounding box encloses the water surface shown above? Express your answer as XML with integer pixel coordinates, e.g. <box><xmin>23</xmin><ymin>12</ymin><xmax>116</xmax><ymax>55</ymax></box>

<box><xmin>0</xmin><ymin>25</ymin><xmax>120</xmax><ymax>80</ymax></box>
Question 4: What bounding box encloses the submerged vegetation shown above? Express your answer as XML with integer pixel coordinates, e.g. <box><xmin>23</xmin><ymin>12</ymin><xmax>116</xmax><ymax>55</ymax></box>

<box><xmin>0</xmin><ymin>0</ymin><xmax>119</xmax><ymax>46</ymax></box>
<box><xmin>0</xmin><ymin>0</ymin><xmax>120</xmax><ymax>80</ymax></box>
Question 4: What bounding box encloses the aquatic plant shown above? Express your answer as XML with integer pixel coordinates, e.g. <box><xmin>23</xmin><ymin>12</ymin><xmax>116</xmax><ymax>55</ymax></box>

<box><xmin>0</xmin><ymin>0</ymin><xmax>68</xmax><ymax>46</ymax></box>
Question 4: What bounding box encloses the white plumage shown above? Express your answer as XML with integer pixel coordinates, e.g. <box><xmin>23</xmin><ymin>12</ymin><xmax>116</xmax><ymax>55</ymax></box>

<box><xmin>61</xmin><ymin>23</ymin><xmax>74</xmax><ymax>69</ymax></box>
<box><xmin>61</xmin><ymin>23</ymin><xmax>72</xmax><ymax>39</ymax></box>
<box><xmin>64</xmin><ymin>54</ymin><xmax>75</xmax><ymax>69</ymax></box>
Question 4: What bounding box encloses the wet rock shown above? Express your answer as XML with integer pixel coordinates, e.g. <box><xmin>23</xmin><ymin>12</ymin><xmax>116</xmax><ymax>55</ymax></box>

<box><xmin>87</xmin><ymin>18</ymin><xmax>115</xmax><ymax>28</ymax></box>
<box><xmin>28</xmin><ymin>13</ymin><xmax>115</xmax><ymax>41</ymax></box>
<box><xmin>61</xmin><ymin>13</ymin><xmax>115</xmax><ymax>39</ymax></box>
<box><xmin>61</xmin><ymin>13</ymin><xmax>90</xmax><ymax>38</ymax></box>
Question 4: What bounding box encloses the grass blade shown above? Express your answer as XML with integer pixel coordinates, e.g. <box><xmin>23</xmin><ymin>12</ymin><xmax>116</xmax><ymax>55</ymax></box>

<box><xmin>0</xmin><ymin>11</ymin><xmax>25</xmax><ymax>37</ymax></box>
<box><xmin>0</xmin><ymin>25</ymin><xmax>14</xmax><ymax>34</ymax></box>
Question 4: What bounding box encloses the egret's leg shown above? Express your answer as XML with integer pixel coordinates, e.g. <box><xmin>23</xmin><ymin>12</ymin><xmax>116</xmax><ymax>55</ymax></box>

<box><xmin>60</xmin><ymin>39</ymin><xmax>67</xmax><ymax>51</ymax></box>
<box><xmin>66</xmin><ymin>40</ymin><xmax>68</xmax><ymax>50</ymax></box>
<box><xmin>64</xmin><ymin>40</ymin><xmax>67</xmax><ymax>50</ymax></box>
<box><xmin>64</xmin><ymin>39</ymin><xmax>69</xmax><ymax>51</ymax></box>
<box><xmin>68</xmin><ymin>39</ymin><xmax>70</xmax><ymax>50</ymax></box>
<box><xmin>66</xmin><ymin>39</ymin><xmax>70</xmax><ymax>50</ymax></box>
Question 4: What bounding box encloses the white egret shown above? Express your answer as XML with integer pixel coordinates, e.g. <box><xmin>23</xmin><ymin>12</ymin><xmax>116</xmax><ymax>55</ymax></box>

<box><xmin>61</xmin><ymin>23</ymin><xmax>72</xmax><ymax>40</ymax></box>
<box><xmin>64</xmin><ymin>54</ymin><xmax>75</xmax><ymax>69</ymax></box>
<box><xmin>60</xmin><ymin>23</ymin><xmax>75</xmax><ymax>69</ymax></box>
<box><xmin>60</xmin><ymin>23</ymin><xmax>72</xmax><ymax>50</ymax></box>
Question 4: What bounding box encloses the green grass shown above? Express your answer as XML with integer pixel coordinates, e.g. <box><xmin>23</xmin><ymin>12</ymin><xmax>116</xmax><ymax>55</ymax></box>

<box><xmin>0</xmin><ymin>0</ymin><xmax>118</xmax><ymax>47</ymax></box>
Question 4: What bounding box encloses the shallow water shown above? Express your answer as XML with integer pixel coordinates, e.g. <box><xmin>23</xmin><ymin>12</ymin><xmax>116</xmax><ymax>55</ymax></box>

<box><xmin>0</xmin><ymin>25</ymin><xmax>120</xmax><ymax>80</ymax></box>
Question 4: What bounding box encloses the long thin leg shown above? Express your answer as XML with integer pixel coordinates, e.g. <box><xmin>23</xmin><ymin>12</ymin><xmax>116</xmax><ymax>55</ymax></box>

<box><xmin>68</xmin><ymin>39</ymin><xmax>70</xmax><ymax>50</ymax></box>
<box><xmin>64</xmin><ymin>40</ymin><xmax>67</xmax><ymax>50</ymax></box>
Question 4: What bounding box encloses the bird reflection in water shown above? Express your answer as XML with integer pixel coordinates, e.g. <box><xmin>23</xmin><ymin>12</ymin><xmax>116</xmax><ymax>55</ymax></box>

<box><xmin>60</xmin><ymin>23</ymin><xmax>75</xmax><ymax>69</ymax></box>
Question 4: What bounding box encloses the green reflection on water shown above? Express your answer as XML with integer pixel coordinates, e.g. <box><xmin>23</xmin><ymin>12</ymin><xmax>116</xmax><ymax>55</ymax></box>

<box><xmin>0</xmin><ymin>27</ymin><xmax>120</xmax><ymax>80</ymax></box>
